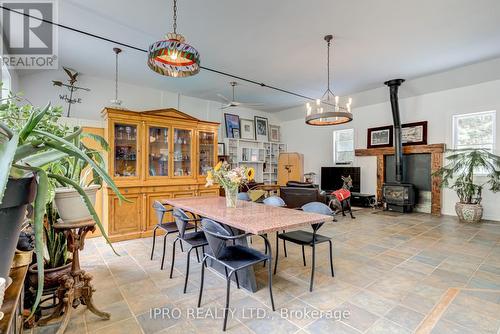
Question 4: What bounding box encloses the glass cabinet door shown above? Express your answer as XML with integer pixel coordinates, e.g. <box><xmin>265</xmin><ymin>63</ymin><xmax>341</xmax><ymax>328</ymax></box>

<box><xmin>114</xmin><ymin>123</ymin><xmax>138</xmax><ymax>177</ymax></box>
<box><xmin>148</xmin><ymin>126</ymin><xmax>169</xmax><ymax>176</ymax></box>
<box><xmin>198</xmin><ymin>131</ymin><xmax>215</xmax><ymax>175</ymax></box>
<box><xmin>173</xmin><ymin>128</ymin><xmax>192</xmax><ymax>177</ymax></box>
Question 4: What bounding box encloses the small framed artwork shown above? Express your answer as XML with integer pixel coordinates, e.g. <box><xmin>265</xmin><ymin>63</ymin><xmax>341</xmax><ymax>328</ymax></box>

<box><xmin>367</xmin><ymin>125</ymin><xmax>393</xmax><ymax>148</ymax></box>
<box><xmin>402</xmin><ymin>121</ymin><xmax>427</xmax><ymax>146</ymax></box>
<box><xmin>224</xmin><ymin>113</ymin><xmax>240</xmax><ymax>138</ymax></box>
<box><xmin>254</xmin><ymin>116</ymin><xmax>269</xmax><ymax>141</ymax></box>
<box><xmin>217</xmin><ymin>142</ymin><xmax>225</xmax><ymax>155</ymax></box>
<box><xmin>232</xmin><ymin>128</ymin><xmax>240</xmax><ymax>139</ymax></box>
<box><xmin>240</xmin><ymin>118</ymin><xmax>255</xmax><ymax>140</ymax></box>
<box><xmin>269</xmin><ymin>125</ymin><xmax>280</xmax><ymax>142</ymax></box>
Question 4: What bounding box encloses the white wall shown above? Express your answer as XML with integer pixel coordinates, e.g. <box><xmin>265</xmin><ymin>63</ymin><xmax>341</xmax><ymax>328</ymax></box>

<box><xmin>16</xmin><ymin>70</ymin><xmax>279</xmax><ymax>140</ymax></box>
<box><xmin>278</xmin><ymin>79</ymin><xmax>500</xmax><ymax>221</ymax></box>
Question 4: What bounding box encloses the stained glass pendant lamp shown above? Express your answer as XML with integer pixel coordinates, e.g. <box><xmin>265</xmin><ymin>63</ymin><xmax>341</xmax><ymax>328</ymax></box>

<box><xmin>305</xmin><ymin>35</ymin><xmax>353</xmax><ymax>126</ymax></box>
<box><xmin>147</xmin><ymin>0</ymin><xmax>200</xmax><ymax>78</ymax></box>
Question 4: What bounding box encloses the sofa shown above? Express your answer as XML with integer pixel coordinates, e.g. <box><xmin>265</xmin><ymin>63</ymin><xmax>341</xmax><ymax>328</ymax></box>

<box><xmin>279</xmin><ymin>181</ymin><xmax>327</xmax><ymax>209</ymax></box>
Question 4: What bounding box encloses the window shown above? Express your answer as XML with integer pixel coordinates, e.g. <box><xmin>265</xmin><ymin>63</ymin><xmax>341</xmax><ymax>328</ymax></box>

<box><xmin>333</xmin><ymin>128</ymin><xmax>354</xmax><ymax>164</ymax></box>
<box><xmin>453</xmin><ymin>111</ymin><xmax>496</xmax><ymax>151</ymax></box>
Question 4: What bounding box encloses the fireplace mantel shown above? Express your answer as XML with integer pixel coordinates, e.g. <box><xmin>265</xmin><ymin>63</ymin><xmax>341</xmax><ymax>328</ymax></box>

<box><xmin>355</xmin><ymin>143</ymin><xmax>445</xmax><ymax>216</ymax></box>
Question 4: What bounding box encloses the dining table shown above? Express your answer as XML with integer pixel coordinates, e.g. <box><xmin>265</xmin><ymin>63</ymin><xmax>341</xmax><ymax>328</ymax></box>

<box><xmin>162</xmin><ymin>196</ymin><xmax>334</xmax><ymax>292</ymax></box>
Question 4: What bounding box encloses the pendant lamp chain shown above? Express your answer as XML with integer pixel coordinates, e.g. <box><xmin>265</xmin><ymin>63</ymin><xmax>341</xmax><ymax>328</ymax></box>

<box><xmin>114</xmin><ymin>49</ymin><xmax>119</xmax><ymax>101</ymax></box>
<box><xmin>172</xmin><ymin>0</ymin><xmax>177</xmax><ymax>34</ymax></box>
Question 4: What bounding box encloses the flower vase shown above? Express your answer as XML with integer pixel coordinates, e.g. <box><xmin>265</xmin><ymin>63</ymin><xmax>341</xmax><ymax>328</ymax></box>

<box><xmin>225</xmin><ymin>186</ymin><xmax>238</xmax><ymax>208</ymax></box>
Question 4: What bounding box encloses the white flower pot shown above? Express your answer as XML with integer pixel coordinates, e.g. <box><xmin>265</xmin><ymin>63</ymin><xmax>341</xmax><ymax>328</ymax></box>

<box><xmin>54</xmin><ymin>184</ymin><xmax>100</xmax><ymax>223</ymax></box>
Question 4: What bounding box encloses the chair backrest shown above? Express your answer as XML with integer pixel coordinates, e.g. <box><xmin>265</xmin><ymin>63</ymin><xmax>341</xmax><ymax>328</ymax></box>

<box><xmin>201</xmin><ymin>218</ymin><xmax>231</xmax><ymax>259</ymax></box>
<box><xmin>172</xmin><ymin>207</ymin><xmax>190</xmax><ymax>238</ymax></box>
<box><xmin>237</xmin><ymin>192</ymin><xmax>251</xmax><ymax>201</ymax></box>
<box><xmin>263</xmin><ymin>196</ymin><xmax>286</xmax><ymax>207</ymax></box>
<box><xmin>152</xmin><ymin>200</ymin><xmax>167</xmax><ymax>225</ymax></box>
<box><xmin>301</xmin><ymin>202</ymin><xmax>334</xmax><ymax>232</ymax></box>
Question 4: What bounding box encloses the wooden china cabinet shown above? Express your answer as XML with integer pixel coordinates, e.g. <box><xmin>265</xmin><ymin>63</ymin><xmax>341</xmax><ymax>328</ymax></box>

<box><xmin>102</xmin><ymin>107</ymin><xmax>219</xmax><ymax>242</ymax></box>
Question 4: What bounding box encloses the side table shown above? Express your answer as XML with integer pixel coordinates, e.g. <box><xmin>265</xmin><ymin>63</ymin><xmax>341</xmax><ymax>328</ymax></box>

<box><xmin>38</xmin><ymin>219</ymin><xmax>110</xmax><ymax>333</ymax></box>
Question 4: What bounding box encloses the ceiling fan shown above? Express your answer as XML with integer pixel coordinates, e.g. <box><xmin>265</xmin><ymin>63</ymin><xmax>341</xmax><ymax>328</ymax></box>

<box><xmin>217</xmin><ymin>82</ymin><xmax>263</xmax><ymax>109</ymax></box>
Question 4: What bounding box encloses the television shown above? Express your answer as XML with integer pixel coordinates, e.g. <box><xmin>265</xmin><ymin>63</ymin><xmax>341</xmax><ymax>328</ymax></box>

<box><xmin>321</xmin><ymin>167</ymin><xmax>361</xmax><ymax>192</ymax></box>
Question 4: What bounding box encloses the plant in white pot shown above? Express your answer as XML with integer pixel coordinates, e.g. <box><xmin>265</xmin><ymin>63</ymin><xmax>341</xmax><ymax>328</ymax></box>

<box><xmin>0</xmin><ymin>93</ymin><xmax>126</xmax><ymax>315</ymax></box>
<box><xmin>50</xmin><ymin>130</ymin><xmax>109</xmax><ymax>223</ymax></box>
<box><xmin>434</xmin><ymin>149</ymin><xmax>500</xmax><ymax>223</ymax></box>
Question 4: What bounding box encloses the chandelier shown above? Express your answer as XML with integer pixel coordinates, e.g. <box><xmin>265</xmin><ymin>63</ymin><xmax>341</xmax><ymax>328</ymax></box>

<box><xmin>305</xmin><ymin>35</ymin><xmax>352</xmax><ymax>126</ymax></box>
<box><xmin>147</xmin><ymin>0</ymin><xmax>200</xmax><ymax>78</ymax></box>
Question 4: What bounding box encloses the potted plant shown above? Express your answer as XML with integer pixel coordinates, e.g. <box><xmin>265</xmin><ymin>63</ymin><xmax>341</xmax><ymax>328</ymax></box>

<box><xmin>434</xmin><ymin>149</ymin><xmax>500</xmax><ymax>223</ymax></box>
<box><xmin>50</xmin><ymin>130</ymin><xmax>109</xmax><ymax>223</ymax></box>
<box><xmin>28</xmin><ymin>201</ymin><xmax>72</xmax><ymax>293</ymax></box>
<box><xmin>0</xmin><ymin>93</ymin><xmax>126</xmax><ymax>313</ymax></box>
<box><xmin>205</xmin><ymin>161</ymin><xmax>254</xmax><ymax>207</ymax></box>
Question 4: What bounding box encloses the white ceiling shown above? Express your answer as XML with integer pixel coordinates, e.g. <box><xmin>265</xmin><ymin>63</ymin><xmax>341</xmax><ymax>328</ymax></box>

<box><xmin>18</xmin><ymin>0</ymin><xmax>500</xmax><ymax>111</ymax></box>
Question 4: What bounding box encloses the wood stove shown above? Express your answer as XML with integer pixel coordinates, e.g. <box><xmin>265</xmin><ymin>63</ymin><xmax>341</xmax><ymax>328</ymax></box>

<box><xmin>382</xmin><ymin>79</ymin><xmax>416</xmax><ymax>213</ymax></box>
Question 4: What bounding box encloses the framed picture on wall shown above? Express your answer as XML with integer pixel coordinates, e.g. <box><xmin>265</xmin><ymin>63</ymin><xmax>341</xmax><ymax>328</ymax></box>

<box><xmin>217</xmin><ymin>143</ymin><xmax>225</xmax><ymax>155</ymax></box>
<box><xmin>240</xmin><ymin>118</ymin><xmax>255</xmax><ymax>140</ymax></box>
<box><xmin>402</xmin><ymin>121</ymin><xmax>427</xmax><ymax>146</ymax></box>
<box><xmin>367</xmin><ymin>125</ymin><xmax>393</xmax><ymax>148</ymax></box>
<box><xmin>254</xmin><ymin>116</ymin><xmax>269</xmax><ymax>141</ymax></box>
<box><xmin>232</xmin><ymin>128</ymin><xmax>240</xmax><ymax>139</ymax></box>
<box><xmin>224</xmin><ymin>113</ymin><xmax>240</xmax><ymax>138</ymax></box>
<box><xmin>269</xmin><ymin>125</ymin><xmax>280</xmax><ymax>142</ymax></box>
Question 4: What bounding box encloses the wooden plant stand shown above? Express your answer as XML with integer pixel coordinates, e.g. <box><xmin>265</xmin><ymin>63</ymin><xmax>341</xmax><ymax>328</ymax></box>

<box><xmin>38</xmin><ymin>219</ymin><xmax>109</xmax><ymax>333</ymax></box>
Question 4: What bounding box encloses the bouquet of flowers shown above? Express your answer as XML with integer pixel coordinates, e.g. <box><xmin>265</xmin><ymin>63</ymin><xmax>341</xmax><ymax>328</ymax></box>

<box><xmin>205</xmin><ymin>161</ymin><xmax>255</xmax><ymax>207</ymax></box>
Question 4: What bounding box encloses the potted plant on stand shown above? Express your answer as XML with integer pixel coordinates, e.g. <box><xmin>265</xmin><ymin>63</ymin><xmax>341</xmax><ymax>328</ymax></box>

<box><xmin>0</xmin><ymin>94</ymin><xmax>126</xmax><ymax>314</ymax></box>
<box><xmin>28</xmin><ymin>202</ymin><xmax>71</xmax><ymax>296</ymax></box>
<box><xmin>434</xmin><ymin>149</ymin><xmax>500</xmax><ymax>223</ymax></box>
<box><xmin>50</xmin><ymin>130</ymin><xmax>109</xmax><ymax>223</ymax></box>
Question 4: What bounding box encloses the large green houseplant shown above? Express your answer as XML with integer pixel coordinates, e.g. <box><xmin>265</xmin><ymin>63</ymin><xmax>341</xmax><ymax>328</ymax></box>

<box><xmin>434</xmin><ymin>148</ymin><xmax>500</xmax><ymax>223</ymax></box>
<box><xmin>0</xmin><ymin>94</ymin><xmax>126</xmax><ymax>313</ymax></box>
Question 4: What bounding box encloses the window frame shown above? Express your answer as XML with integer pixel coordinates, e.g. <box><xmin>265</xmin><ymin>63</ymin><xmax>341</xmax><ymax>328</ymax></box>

<box><xmin>333</xmin><ymin>128</ymin><xmax>354</xmax><ymax>165</ymax></box>
<box><xmin>452</xmin><ymin>110</ymin><xmax>496</xmax><ymax>151</ymax></box>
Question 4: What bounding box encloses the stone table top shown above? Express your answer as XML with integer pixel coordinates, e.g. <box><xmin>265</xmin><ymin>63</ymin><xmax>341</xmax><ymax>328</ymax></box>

<box><xmin>162</xmin><ymin>196</ymin><xmax>334</xmax><ymax>235</ymax></box>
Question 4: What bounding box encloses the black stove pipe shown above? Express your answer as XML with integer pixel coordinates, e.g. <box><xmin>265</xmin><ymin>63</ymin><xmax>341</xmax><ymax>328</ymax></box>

<box><xmin>384</xmin><ymin>79</ymin><xmax>405</xmax><ymax>183</ymax></box>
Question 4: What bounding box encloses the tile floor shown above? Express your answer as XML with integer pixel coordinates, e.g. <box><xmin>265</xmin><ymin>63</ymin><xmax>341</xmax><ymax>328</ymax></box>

<box><xmin>28</xmin><ymin>209</ymin><xmax>500</xmax><ymax>334</ymax></box>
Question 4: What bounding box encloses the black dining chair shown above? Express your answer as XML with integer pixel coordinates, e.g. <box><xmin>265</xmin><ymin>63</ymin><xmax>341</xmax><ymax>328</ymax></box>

<box><xmin>169</xmin><ymin>207</ymin><xmax>208</xmax><ymax>293</ymax></box>
<box><xmin>151</xmin><ymin>201</ymin><xmax>197</xmax><ymax>269</ymax></box>
<box><xmin>198</xmin><ymin>218</ymin><xmax>275</xmax><ymax>331</ymax></box>
<box><xmin>273</xmin><ymin>202</ymin><xmax>335</xmax><ymax>292</ymax></box>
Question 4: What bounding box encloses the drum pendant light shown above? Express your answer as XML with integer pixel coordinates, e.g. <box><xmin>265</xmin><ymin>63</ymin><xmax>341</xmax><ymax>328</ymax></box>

<box><xmin>147</xmin><ymin>0</ymin><xmax>200</xmax><ymax>78</ymax></box>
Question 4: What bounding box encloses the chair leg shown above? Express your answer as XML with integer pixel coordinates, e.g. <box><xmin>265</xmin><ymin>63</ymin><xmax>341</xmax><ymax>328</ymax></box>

<box><xmin>195</xmin><ymin>247</ymin><xmax>200</xmax><ymax>263</ymax></box>
<box><xmin>184</xmin><ymin>248</ymin><xmax>193</xmax><ymax>293</ymax></box>
<box><xmin>283</xmin><ymin>230</ymin><xmax>287</xmax><ymax>257</ymax></box>
<box><xmin>310</xmin><ymin>244</ymin><xmax>316</xmax><ymax>292</ymax></box>
<box><xmin>328</xmin><ymin>240</ymin><xmax>335</xmax><ymax>277</ymax></box>
<box><xmin>267</xmin><ymin>257</ymin><xmax>275</xmax><ymax>311</ymax></box>
<box><xmin>223</xmin><ymin>270</ymin><xmax>234</xmax><ymax>331</ymax></box>
<box><xmin>263</xmin><ymin>234</ymin><xmax>268</xmax><ymax>267</ymax></box>
<box><xmin>150</xmin><ymin>226</ymin><xmax>158</xmax><ymax>260</ymax></box>
<box><xmin>273</xmin><ymin>232</ymin><xmax>279</xmax><ymax>275</ymax></box>
<box><xmin>301</xmin><ymin>245</ymin><xmax>306</xmax><ymax>266</ymax></box>
<box><xmin>180</xmin><ymin>240</ymin><xmax>184</xmax><ymax>252</ymax></box>
<box><xmin>169</xmin><ymin>238</ymin><xmax>178</xmax><ymax>279</ymax></box>
<box><xmin>234</xmin><ymin>271</ymin><xmax>240</xmax><ymax>289</ymax></box>
<box><xmin>202</xmin><ymin>246</ymin><xmax>207</xmax><ymax>267</ymax></box>
<box><xmin>160</xmin><ymin>232</ymin><xmax>168</xmax><ymax>270</ymax></box>
<box><xmin>197</xmin><ymin>256</ymin><xmax>207</xmax><ymax>307</ymax></box>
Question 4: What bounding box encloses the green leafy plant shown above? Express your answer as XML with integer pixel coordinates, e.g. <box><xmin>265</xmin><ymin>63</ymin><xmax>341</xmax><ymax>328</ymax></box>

<box><xmin>434</xmin><ymin>149</ymin><xmax>500</xmax><ymax>204</ymax></box>
<box><xmin>0</xmin><ymin>93</ymin><xmax>127</xmax><ymax>314</ymax></box>
<box><xmin>44</xmin><ymin>201</ymin><xmax>67</xmax><ymax>269</ymax></box>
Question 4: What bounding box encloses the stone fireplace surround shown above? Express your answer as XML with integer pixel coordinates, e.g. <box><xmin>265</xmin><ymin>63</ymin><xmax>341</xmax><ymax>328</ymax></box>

<box><xmin>355</xmin><ymin>143</ymin><xmax>445</xmax><ymax>216</ymax></box>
